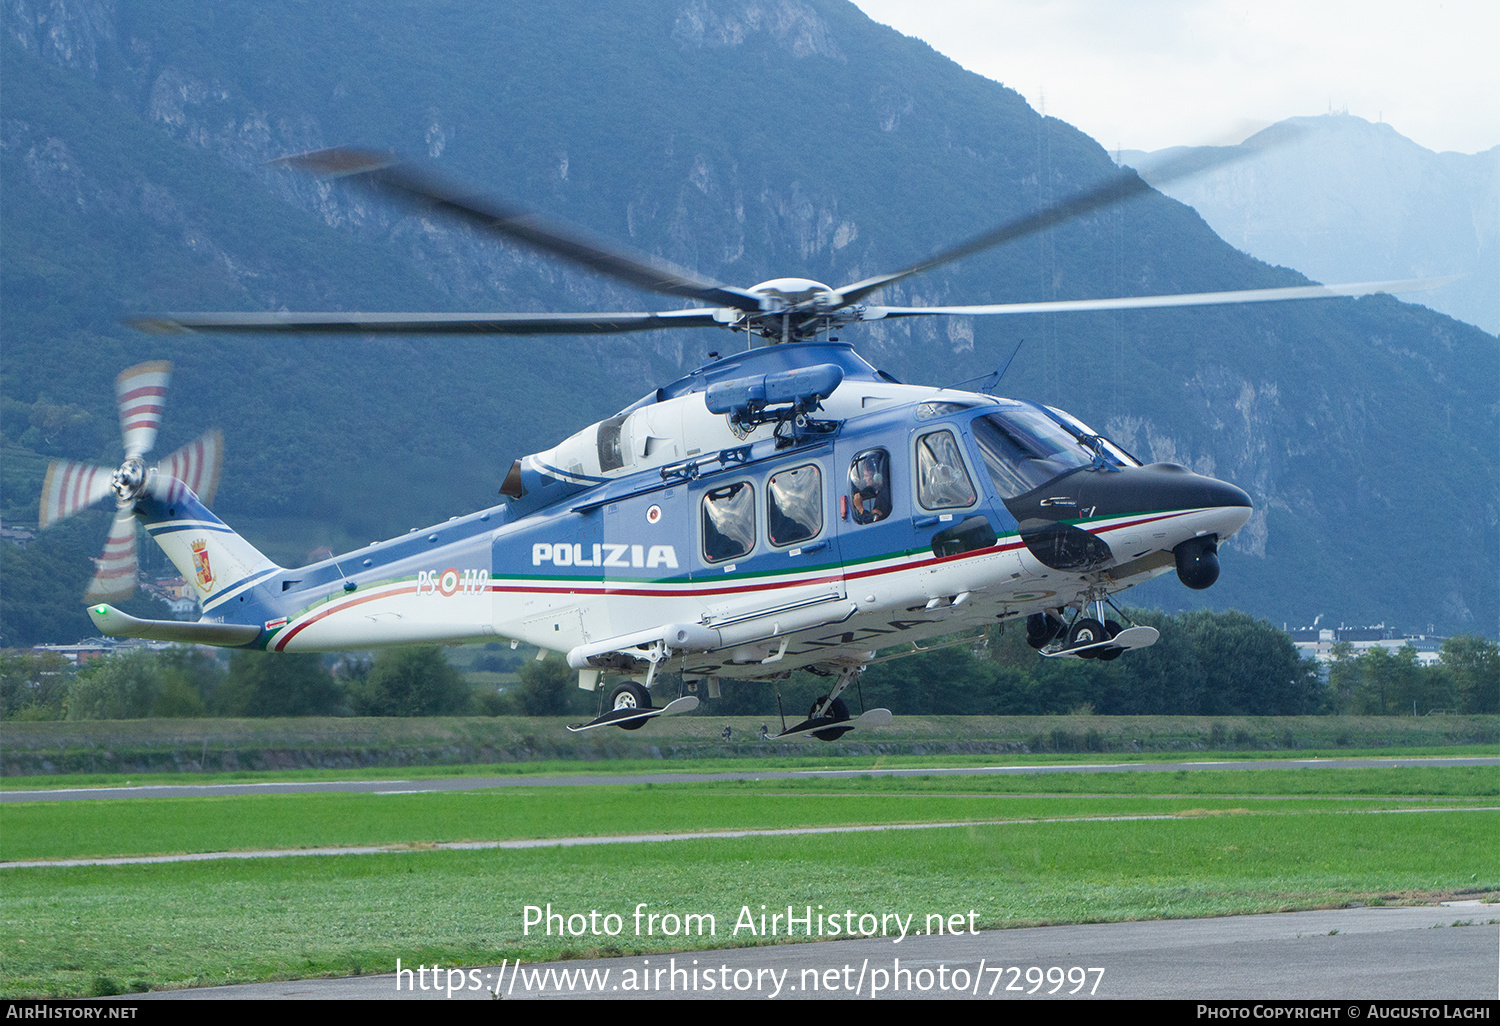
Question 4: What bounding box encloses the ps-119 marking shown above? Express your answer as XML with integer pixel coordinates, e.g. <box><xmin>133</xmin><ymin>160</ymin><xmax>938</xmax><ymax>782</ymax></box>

<box><xmin>416</xmin><ymin>568</ymin><xmax>489</xmax><ymax>597</ymax></box>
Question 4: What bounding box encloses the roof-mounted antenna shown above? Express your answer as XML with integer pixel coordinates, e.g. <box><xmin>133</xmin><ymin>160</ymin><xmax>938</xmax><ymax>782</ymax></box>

<box><xmin>937</xmin><ymin>339</ymin><xmax>1025</xmax><ymax>394</ymax></box>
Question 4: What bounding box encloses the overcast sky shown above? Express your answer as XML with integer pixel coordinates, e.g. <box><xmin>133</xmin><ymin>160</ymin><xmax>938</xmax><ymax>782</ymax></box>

<box><xmin>852</xmin><ymin>0</ymin><xmax>1499</xmax><ymax>155</ymax></box>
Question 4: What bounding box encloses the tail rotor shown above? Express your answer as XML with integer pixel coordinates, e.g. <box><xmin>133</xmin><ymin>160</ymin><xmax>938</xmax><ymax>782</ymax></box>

<box><xmin>36</xmin><ymin>361</ymin><xmax>223</xmax><ymax>603</ymax></box>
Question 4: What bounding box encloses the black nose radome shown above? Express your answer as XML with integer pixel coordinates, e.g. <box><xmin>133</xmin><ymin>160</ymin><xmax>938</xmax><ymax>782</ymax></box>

<box><xmin>1005</xmin><ymin>463</ymin><xmax>1252</xmax><ymax>525</ymax></box>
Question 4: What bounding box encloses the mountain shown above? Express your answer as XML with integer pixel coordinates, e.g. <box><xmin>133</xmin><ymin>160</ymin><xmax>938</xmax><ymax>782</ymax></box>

<box><xmin>1119</xmin><ymin>115</ymin><xmax>1500</xmax><ymax>335</ymax></box>
<box><xmin>2</xmin><ymin>0</ymin><xmax>1496</xmax><ymax>646</ymax></box>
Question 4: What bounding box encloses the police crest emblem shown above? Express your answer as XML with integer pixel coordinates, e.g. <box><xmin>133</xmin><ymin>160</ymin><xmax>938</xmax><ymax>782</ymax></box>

<box><xmin>190</xmin><ymin>538</ymin><xmax>215</xmax><ymax>590</ymax></box>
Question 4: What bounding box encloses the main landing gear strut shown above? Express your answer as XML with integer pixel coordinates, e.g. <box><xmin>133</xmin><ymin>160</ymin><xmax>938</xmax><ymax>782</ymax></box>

<box><xmin>1036</xmin><ymin>595</ymin><xmax>1160</xmax><ymax>660</ymax></box>
<box><xmin>771</xmin><ymin>666</ymin><xmax>893</xmax><ymax>742</ymax></box>
<box><xmin>566</xmin><ymin>656</ymin><xmax>700</xmax><ymax>734</ymax></box>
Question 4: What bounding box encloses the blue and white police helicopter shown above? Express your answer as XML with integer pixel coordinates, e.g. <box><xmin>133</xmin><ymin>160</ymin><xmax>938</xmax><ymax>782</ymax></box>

<box><xmin>45</xmin><ymin>148</ymin><xmax>1436</xmax><ymax>739</ymax></box>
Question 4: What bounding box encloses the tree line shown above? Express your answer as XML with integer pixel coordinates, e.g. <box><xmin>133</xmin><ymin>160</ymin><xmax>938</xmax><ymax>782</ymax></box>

<box><xmin>0</xmin><ymin>646</ymin><xmax>575</xmax><ymax>721</ymax></box>
<box><xmin>2</xmin><ymin>610</ymin><xmax>1495</xmax><ymax>721</ymax></box>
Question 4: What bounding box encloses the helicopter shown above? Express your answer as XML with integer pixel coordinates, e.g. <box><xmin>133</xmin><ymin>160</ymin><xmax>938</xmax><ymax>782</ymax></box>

<box><xmin>47</xmin><ymin>147</ymin><xmax>1440</xmax><ymax>739</ymax></box>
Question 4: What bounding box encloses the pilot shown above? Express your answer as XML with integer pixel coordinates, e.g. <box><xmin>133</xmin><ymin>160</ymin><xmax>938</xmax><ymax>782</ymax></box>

<box><xmin>851</xmin><ymin>456</ymin><xmax>889</xmax><ymax>524</ymax></box>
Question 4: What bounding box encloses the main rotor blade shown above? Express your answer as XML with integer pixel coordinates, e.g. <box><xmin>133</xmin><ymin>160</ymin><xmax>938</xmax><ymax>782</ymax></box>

<box><xmin>156</xmin><ymin>430</ymin><xmax>224</xmax><ymax>507</ymax></box>
<box><xmin>116</xmin><ymin>361</ymin><xmax>172</xmax><ymax>459</ymax></box>
<box><xmin>866</xmin><ymin>277</ymin><xmax>1454</xmax><ymax>320</ymax></box>
<box><xmin>274</xmin><ymin>148</ymin><xmax>765</xmax><ymax>313</ymax></box>
<box><xmin>84</xmin><ymin>508</ymin><xmax>138</xmax><ymax>604</ymax></box>
<box><xmin>39</xmin><ymin>460</ymin><xmax>114</xmax><ymax>529</ymax></box>
<box><xmin>833</xmin><ymin>141</ymin><xmax>1293</xmax><ymax>308</ymax></box>
<box><xmin>128</xmin><ymin>309</ymin><xmax>729</xmax><ymax>336</ymax></box>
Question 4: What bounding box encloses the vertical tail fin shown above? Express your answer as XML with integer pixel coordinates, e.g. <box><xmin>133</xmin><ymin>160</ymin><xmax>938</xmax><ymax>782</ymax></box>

<box><xmin>135</xmin><ymin>476</ymin><xmax>282</xmax><ymax>610</ymax></box>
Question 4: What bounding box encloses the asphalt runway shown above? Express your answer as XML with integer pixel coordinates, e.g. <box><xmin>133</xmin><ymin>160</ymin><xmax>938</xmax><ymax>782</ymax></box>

<box><xmin>130</xmin><ymin>905</ymin><xmax>1499</xmax><ymax>1000</ymax></box>
<box><xmin>5</xmin><ymin>755</ymin><xmax>1496</xmax><ymax>802</ymax></box>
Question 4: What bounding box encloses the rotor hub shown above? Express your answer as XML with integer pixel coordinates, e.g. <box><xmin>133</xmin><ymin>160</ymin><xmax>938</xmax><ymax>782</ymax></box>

<box><xmin>111</xmin><ymin>456</ymin><xmax>147</xmax><ymax>504</ymax></box>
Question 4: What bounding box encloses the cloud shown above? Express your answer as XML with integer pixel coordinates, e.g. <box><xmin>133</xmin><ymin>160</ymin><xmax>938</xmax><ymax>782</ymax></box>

<box><xmin>854</xmin><ymin>0</ymin><xmax>1499</xmax><ymax>153</ymax></box>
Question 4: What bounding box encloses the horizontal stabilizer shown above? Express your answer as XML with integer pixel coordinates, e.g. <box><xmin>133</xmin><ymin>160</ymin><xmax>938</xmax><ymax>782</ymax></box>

<box><xmin>88</xmin><ymin>604</ymin><xmax>261</xmax><ymax>646</ymax></box>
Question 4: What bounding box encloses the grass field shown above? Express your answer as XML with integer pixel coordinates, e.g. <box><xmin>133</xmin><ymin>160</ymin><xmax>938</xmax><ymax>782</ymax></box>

<box><xmin>4</xmin><ymin>714</ymin><xmax>1495</xmax><ymax>777</ymax></box>
<box><xmin>2</xmin><ymin>763</ymin><xmax>1496</xmax><ymax>997</ymax></box>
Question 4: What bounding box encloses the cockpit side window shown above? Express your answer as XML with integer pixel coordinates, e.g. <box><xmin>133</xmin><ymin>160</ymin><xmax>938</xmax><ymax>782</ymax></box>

<box><xmin>702</xmin><ymin>482</ymin><xmax>756</xmax><ymax>564</ymax></box>
<box><xmin>848</xmin><ymin>449</ymin><xmax>892</xmax><ymax>525</ymax></box>
<box><xmin>915</xmin><ymin>430</ymin><xmax>977</xmax><ymax>510</ymax></box>
<box><xmin>970</xmin><ymin>411</ymin><xmax>1095</xmax><ymax>500</ymax></box>
<box><xmin>767</xmin><ymin>464</ymin><xmax>822</xmax><ymax>547</ymax></box>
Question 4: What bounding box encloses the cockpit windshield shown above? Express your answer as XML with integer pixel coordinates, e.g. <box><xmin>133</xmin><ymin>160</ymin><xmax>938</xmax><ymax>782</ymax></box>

<box><xmin>1045</xmin><ymin>406</ymin><xmax>1141</xmax><ymax>468</ymax></box>
<box><xmin>970</xmin><ymin>405</ymin><xmax>1126</xmax><ymax>500</ymax></box>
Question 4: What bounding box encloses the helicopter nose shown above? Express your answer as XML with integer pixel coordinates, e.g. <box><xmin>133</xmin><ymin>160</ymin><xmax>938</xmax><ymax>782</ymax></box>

<box><xmin>1004</xmin><ymin>463</ymin><xmax>1252</xmax><ymax>572</ymax></box>
<box><xmin>1092</xmin><ymin>462</ymin><xmax>1254</xmax><ymax>513</ymax></box>
<box><xmin>1005</xmin><ymin>462</ymin><xmax>1253</xmax><ymax>527</ymax></box>
<box><xmin>1069</xmin><ymin>462</ymin><xmax>1250</xmax><ymax>520</ymax></box>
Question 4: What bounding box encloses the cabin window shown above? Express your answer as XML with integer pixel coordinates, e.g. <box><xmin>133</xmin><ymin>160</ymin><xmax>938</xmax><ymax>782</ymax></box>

<box><xmin>915</xmin><ymin>430</ymin><xmax>977</xmax><ymax>510</ymax></box>
<box><xmin>915</xmin><ymin>400</ymin><xmax>975</xmax><ymax>420</ymax></box>
<box><xmin>702</xmin><ymin>481</ymin><xmax>756</xmax><ymax>563</ymax></box>
<box><xmin>767</xmin><ymin>464</ymin><xmax>822</xmax><ymax>547</ymax></box>
<box><xmin>848</xmin><ymin>449</ymin><xmax>892</xmax><ymax>525</ymax></box>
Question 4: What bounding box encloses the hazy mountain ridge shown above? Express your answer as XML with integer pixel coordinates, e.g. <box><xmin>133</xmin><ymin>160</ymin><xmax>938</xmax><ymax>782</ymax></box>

<box><xmin>1120</xmin><ymin>114</ymin><xmax>1499</xmax><ymax>334</ymax></box>
<box><xmin>1</xmin><ymin>1</ymin><xmax>1495</xmax><ymax>646</ymax></box>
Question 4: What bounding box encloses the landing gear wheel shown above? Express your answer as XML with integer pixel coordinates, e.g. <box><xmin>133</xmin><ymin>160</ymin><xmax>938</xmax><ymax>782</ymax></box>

<box><xmin>1068</xmin><ymin>618</ymin><xmax>1107</xmax><ymax>658</ymax></box>
<box><xmin>808</xmin><ymin>695</ymin><xmax>850</xmax><ymax>743</ymax></box>
<box><xmin>610</xmin><ymin>682</ymin><xmax>651</xmax><ymax>730</ymax></box>
<box><xmin>1026</xmin><ymin>611</ymin><xmax>1065</xmax><ymax>650</ymax></box>
<box><xmin>1097</xmin><ymin>620</ymin><xmax>1126</xmax><ymax>661</ymax></box>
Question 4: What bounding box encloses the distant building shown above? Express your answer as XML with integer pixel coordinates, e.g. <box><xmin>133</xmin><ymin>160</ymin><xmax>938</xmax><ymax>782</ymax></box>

<box><xmin>31</xmin><ymin>637</ymin><xmax>175</xmax><ymax>664</ymax></box>
<box><xmin>140</xmin><ymin>576</ymin><xmax>199</xmax><ymax>618</ymax></box>
<box><xmin>1284</xmin><ymin>623</ymin><xmax>1446</xmax><ymax>666</ymax></box>
<box><xmin>0</xmin><ymin>520</ymin><xmax>36</xmax><ymax>547</ymax></box>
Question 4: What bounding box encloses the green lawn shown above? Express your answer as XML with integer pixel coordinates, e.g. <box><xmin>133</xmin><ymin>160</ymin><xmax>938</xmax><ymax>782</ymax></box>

<box><xmin>3</xmin><ymin>767</ymin><xmax>1497</xmax><ymax>862</ymax></box>
<box><xmin>2</xmin><ymin>809</ymin><xmax>1494</xmax><ymax>997</ymax></box>
<box><xmin>1</xmin><ymin>765</ymin><xmax>1496</xmax><ymax>997</ymax></box>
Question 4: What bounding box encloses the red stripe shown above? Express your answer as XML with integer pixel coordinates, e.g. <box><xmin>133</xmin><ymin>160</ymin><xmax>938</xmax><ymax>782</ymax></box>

<box><xmin>58</xmin><ymin>464</ymin><xmax>75</xmax><ymax>517</ymax></box>
<box><xmin>483</xmin><ymin>540</ymin><xmax>1031</xmax><ymax>600</ymax></box>
<box><xmin>275</xmin><ymin>509</ymin><xmax>1207</xmax><ymax>649</ymax></box>
<box><xmin>123</xmin><ymin>418</ymin><xmax>160</xmax><ymax>432</ymax></box>
<box><xmin>1090</xmin><ymin>510</ymin><xmax>1196</xmax><ymax>534</ymax></box>
<box><xmin>184</xmin><ymin>439</ymin><xmax>201</xmax><ymax>487</ymax></box>
<box><xmin>274</xmin><ymin>585</ymin><xmax>420</xmax><ymax>651</ymax></box>
<box><xmin>69</xmin><ymin>465</ymin><xmax>89</xmax><ymax>517</ymax></box>
<box><xmin>118</xmin><ymin>385</ymin><xmax>167</xmax><ymax>402</ymax></box>
<box><xmin>475</xmin><ymin>512</ymin><xmax>1196</xmax><ymax>600</ymax></box>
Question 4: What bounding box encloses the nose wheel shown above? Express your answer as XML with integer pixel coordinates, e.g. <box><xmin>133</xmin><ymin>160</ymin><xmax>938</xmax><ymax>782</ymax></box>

<box><xmin>1067</xmin><ymin>617</ymin><xmax>1108</xmax><ymax>653</ymax></box>
<box><xmin>1039</xmin><ymin>597</ymin><xmax>1155</xmax><ymax>660</ymax></box>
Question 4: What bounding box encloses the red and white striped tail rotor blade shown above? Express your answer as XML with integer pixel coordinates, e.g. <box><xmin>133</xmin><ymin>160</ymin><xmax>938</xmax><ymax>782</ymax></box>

<box><xmin>156</xmin><ymin>429</ymin><xmax>223</xmax><ymax>506</ymax></box>
<box><xmin>116</xmin><ymin>360</ymin><xmax>172</xmax><ymax>459</ymax></box>
<box><xmin>84</xmin><ymin>509</ymin><xmax>139</xmax><ymax>603</ymax></box>
<box><xmin>39</xmin><ymin>460</ymin><xmax>113</xmax><ymax>529</ymax></box>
